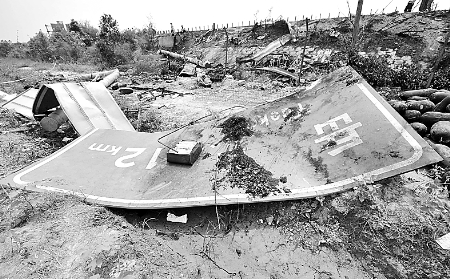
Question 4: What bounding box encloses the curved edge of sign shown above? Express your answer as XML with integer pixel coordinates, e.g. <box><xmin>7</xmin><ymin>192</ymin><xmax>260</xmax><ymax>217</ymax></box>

<box><xmin>12</xmin><ymin>82</ymin><xmax>427</xmax><ymax>208</ymax></box>
<box><xmin>13</xmin><ymin>128</ymin><xmax>100</xmax><ymax>185</ymax></box>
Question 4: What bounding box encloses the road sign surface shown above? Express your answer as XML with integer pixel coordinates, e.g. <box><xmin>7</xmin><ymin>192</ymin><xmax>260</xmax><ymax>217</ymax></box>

<box><xmin>2</xmin><ymin>67</ymin><xmax>442</xmax><ymax>208</ymax></box>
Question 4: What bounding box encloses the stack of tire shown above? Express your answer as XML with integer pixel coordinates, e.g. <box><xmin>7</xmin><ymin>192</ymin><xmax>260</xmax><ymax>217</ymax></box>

<box><xmin>388</xmin><ymin>88</ymin><xmax>450</xmax><ymax>165</ymax></box>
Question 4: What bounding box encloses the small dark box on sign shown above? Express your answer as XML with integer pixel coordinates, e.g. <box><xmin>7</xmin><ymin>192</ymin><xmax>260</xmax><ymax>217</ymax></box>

<box><xmin>167</xmin><ymin>141</ymin><xmax>202</xmax><ymax>165</ymax></box>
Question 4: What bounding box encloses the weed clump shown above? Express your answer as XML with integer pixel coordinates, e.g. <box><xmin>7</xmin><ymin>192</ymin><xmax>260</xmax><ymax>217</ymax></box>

<box><xmin>215</xmin><ymin>145</ymin><xmax>280</xmax><ymax>198</ymax></box>
<box><xmin>218</xmin><ymin>116</ymin><xmax>253</xmax><ymax>141</ymax></box>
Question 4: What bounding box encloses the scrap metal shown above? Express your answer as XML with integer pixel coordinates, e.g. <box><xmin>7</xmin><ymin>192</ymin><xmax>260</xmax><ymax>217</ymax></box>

<box><xmin>32</xmin><ymin>82</ymin><xmax>134</xmax><ymax>136</ymax></box>
<box><xmin>0</xmin><ymin>88</ymin><xmax>39</xmax><ymax>119</ymax></box>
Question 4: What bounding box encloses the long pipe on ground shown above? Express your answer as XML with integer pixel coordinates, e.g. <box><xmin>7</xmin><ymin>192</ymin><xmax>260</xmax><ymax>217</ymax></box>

<box><xmin>77</xmin><ymin>69</ymin><xmax>117</xmax><ymax>81</ymax></box>
<box><xmin>158</xmin><ymin>50</ymin><xmax>211</xmax><ymax>68</ymax></box>
<box><xmin>100</xmin><ymin>69</ymin><xmax>120</xmax><ymax>87</ymax></box>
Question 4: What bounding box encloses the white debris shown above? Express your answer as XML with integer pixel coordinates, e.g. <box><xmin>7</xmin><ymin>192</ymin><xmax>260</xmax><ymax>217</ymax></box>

<box><xmin>167</xmin><ymin>213</ymin><xmax>188</xmax><ymax>223</ymax></box>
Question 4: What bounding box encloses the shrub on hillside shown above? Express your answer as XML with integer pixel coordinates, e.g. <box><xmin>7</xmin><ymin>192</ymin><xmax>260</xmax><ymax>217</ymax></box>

<box><xmin>348</xmin><ymin>51</ymin><xmax>393</xmax><ymax>87</ymax></box>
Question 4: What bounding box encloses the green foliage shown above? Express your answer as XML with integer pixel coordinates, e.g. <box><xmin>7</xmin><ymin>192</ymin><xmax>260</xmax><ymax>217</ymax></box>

<box><xmin>0</xmin><ymin>40</ymin><xmax>13</xmax><ymax>57</ymax></box>
<box><xmin>96</xmin><ymin>14</ymin><xmax>123</xmax><ymax>66</ymax></box>
<box><xmin>98</xmin><ymin>14</ymin><xmax>120</xmax><ymax>42</ymax></box>
<box><xmin>348</xmin><ymin>51</ymin><xmax>394</xmax><ymax>87</ymax></box>
<box><xmin>346</xmin><ymin>50</ymin><xmax>450</xmax><ymax>90</ymax></box>
<box><xmin>48</xmin><ymin>31</ymin><xmax>85</xmax><ymax>63</ymax></box>
<box><xmin>113</xmin><ymin>43</ymin><xmax>134</xmax><ymax>65</ymax></box>
<box><xmin>15</xmin><ymin>13</ymin><xmax>155</xmax><ymax>66</ymax></box>
<box><xmin>28</xmin><ymin>31</ymin><xmax>52</xmax><ymax>62</ymax></box>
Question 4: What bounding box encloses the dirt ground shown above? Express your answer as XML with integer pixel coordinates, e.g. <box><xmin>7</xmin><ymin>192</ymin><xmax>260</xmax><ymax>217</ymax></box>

<box><xmin>1</xmin><ymin>10</ymin><xmax>450</xmax><ymax>279</ymax></box>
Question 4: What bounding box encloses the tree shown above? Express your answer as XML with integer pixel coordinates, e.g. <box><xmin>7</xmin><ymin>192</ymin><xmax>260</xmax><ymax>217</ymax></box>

<box><xmin>98</xmin><ymin>14</ymin><xmax>120</xmax><ymax>42</ymax></box>
<box><xmin>28</xmin><ymin>31</ymin><xmax>52</xmax><ymax>61</ymax></box>
<box><xmin>96</xmin><ymin>14</ymin><xmax>120</xmax><ymax>65</ymax></box>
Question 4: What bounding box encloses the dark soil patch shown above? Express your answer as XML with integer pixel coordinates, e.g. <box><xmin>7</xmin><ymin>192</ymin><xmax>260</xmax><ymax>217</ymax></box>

<box><xmin>218</xmin><ymin>116</ymin><xmax>253</xmax><ymax>141</ymax></box>
<box><xmin>304</xmin><ymin>148</ymin><xmax>331</xmax><ymax>183</ymax></box>
<box><xmin>215</xmin><ymin>144</ymin><xmax>280</xmax><ymax>197</ymax></box>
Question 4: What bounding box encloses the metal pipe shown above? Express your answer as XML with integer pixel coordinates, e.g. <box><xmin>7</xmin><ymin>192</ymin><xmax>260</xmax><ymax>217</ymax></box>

<box><xmin>0</xmin><ymin>89</ymin><xmax>30</xmax><ymax>108</ymax></box>
<box><xmin>100</xmin><ymin>69</ymin><xmax>120</xmax><ymax>87</ymax></box>
<box><xmin>224</xmin><ymin>27</ymin><xmax>229</xmax><ymax>73</ymax></box>
<box><xmin>158</xmin><ymin>49</ymin><xmax>211</xmax><ymax>68</ymax></box>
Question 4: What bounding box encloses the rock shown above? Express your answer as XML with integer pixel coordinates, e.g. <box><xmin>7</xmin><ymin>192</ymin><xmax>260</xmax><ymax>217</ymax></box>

<box><xmin>406</xmin><ymin>100</ymin><xmax>435</xmax><ymax>113</ymax></box>
<box><xmin>119</xmin><ymin>87</ymin><xmax>134</xmax><ymax>94</ymax></box>
<box><xmin>430</xmin><ymin>121</ymin><xmax>450</xmax><ymax>144</ymax></box>
<box><xmin>388</xmin><ymin>100</ymin><xmax>408</xmax><ymax>114</ymax></box>
<box><xmin>311</xmin><ymin>207</ymin><xmax>330</xmax><ymax>224</ymax></box>
<box><xmin>430</xmin><ymin>142</ymin><xmax>450</xmax><ymax>166</ymax></box>
<box><xmin>403</xmin><ymin>110</ymin><xmax>421</xmax><ymax>122</ymax></box>
<box><xmin>410</xmin><ymin>122</ymin><xmax>427</xmax><ymax>136</ymax></box>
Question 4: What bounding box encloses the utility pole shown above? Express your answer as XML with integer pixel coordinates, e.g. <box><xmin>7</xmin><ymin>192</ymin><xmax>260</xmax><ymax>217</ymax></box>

<box><xmin>419</xmin><ymin>0</ymin><xmax>434</xmax><ymax>11</ymax></box>
<box><xmin>16</xmin><ymin>30</ymin><xmax>18</xmax><ymax>43</ymax></box>
<box><xmin>224</xmin><ymin>27</ymin><xmax>229</xmax><ymax>74</ymax></box>
<box><xmin>298</xmin><ymin>18</ymin><xmax>309</xmax><ymax>84</ymax></box>
<box><xmin>352</xmin><ymin>0</ymin><xmax>364</xmax><ymax>48</ymax></box>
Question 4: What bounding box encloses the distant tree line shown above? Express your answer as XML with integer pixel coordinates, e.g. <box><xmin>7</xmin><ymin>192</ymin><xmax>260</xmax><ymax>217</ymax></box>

<box><xmin>0</xmin><ymin>14</ymin><xmax>157</xmax><ymax>67</ymax></box>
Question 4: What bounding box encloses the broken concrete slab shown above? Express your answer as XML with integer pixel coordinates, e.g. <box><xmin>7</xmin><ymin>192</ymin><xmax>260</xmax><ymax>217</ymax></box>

<box><xmin>2</xmin><ymin>67</ymin><xmax>442</xmax><ymax>209</ymax></box>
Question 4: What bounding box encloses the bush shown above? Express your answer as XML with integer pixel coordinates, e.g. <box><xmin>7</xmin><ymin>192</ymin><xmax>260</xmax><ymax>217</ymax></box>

<box><xmin>113</xmin><ymin>43</ymin><xmax>134</xmax><ymax>65</ymax></box>
<box><xmin>0</xmin><ymin>40</ymin><xmax>13</xmax><ymax>57</ymax></box>
<box><xmin>7</xmin><ymin>43</ymin><xmax>28</xmax><ymax>59</ymax></box>
<box><xmin>348</xmin><ymin>51</ymin><xmax>393</xmax><ymax>87</ymax></box>
<box><xmin>28</xmin><ymin>31</ymin><xmax>53</xmax><ymax>62</ymax></box>
<box><xmin>48</xmin><ymin>31</ymin><xmax>86</xmax><ymax>63</ymax></box>
<box><xmin>347</xmin><ymin>50</ymin><xmax>450</xmax><ymax>90</ymax></box>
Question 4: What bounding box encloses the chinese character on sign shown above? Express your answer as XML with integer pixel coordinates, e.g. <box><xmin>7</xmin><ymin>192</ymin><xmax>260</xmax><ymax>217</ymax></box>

<box><xmin>314</xmin><ymin>113</ymin><xmax>363</xmax><ymax>156</ymax></box>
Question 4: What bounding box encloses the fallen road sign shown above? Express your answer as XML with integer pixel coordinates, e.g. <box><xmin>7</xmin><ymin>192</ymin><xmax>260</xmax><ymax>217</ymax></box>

<box><xmin>32</xmin><ymin>82</ymin><xmax>135</xmax><ymax>136</ymax></box>
<box><xmin>2</xmin><ymin>67</ymin><xmax>442</xmax><ymax>208</ymax></box>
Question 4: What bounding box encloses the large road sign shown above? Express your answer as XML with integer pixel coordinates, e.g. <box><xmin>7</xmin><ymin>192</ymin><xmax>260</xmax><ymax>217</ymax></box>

<box><xmin>2</xmin><ymin>67</ymin><xmax>442</xmax><ymax>208</ymax></box>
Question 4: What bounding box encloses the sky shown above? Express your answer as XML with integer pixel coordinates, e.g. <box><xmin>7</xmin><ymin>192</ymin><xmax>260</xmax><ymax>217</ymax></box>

<box><xmin>0</xmin><ymin>0</ymin><xmax>447</xmax><ymax>42</ymax></box>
